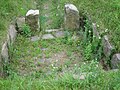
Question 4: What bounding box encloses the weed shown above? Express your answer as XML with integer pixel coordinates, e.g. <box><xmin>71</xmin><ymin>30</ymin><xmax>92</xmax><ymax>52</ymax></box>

<box><xmin>21</xmin><ymin>24</ymin><xmax>31</xmax><ymax>37</ymax></box>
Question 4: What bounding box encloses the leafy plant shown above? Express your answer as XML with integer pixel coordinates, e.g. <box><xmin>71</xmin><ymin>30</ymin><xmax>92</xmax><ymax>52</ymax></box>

<box><xmin>21</xmin><ymin>24</ymin><xmax>31</xmax><ymax>37</ymax></box>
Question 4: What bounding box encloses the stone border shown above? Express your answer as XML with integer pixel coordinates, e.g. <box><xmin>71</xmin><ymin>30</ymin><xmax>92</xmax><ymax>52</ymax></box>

<box><xmin>0</xmin><ymin>24</ymin><xmax>17</xmax><ymax>77</ymax></box>
<box><xmin>91</xmin><ymin>23</ymin><xmax>119</xmax><ymax>69</ymax></box>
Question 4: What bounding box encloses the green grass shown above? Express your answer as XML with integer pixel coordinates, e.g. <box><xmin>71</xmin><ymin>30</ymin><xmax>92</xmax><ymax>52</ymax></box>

<box><xmin>8</xmin><ymin>31</ymin><xmax>83</xmax><ymax>76</ymax></box>
<box><xmin>0</xmin><ymin>0</ymin><xmax>36</xmax><ymax>51</ymax></box>
<box><xmin>0</xmin><ymin>61</ymin><xmax>120</xmax><ymax>90</ymax></box>
<box><xmin>64</xmin><ymin>0</ymin><xmax>120</xmax><ymax>52</ymax></box>
<box><xmin>1</xmin><ymin>0</ymin><xmax>120</xmax><ymax>90</ymax></box>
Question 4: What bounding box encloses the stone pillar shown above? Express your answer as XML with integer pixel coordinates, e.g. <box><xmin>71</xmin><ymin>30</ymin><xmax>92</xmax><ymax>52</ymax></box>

<box><xmin>64</xmin><ymin>4</ymin><xmax>80</xmax><ymax>30</ymax></box>
<box><xmin>1</xmin><ymin>42</ymin><xmax>9</xmax><ymax>76</ymax></box>
<box><xmin>25</xmin><ymin>10</ymin><xmax>40</xmax><ymax>34</ymax></box>
<box><xmin>111</xmin><ymin>54</ymin><xmax>120</xmax><ymax>69</ymax></box>
<box><xmin>102</xmin><ymin>35</ymin><xmax>114</xmax><ymax>57</ymax></box>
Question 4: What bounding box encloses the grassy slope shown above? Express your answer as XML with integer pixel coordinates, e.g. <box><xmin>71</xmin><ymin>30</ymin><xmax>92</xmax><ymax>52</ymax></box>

<box><xmin>0</xmin><ymin>0</ymin><xmax>36</xmax><ymax>51</ymax></box>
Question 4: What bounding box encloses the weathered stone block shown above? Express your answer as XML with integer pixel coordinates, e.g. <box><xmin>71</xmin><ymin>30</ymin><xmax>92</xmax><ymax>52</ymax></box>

<box><xmin>16</xmin><ymin>17</ymin><xmax>25</xmax><ymax>32</ymax></box>
<box><xmin>111</xmin><ymin>54</ymin><xmax>120</xmax><ymax>69</ymax></box>
<box><xmin>64</xmin><ymin>4</ymin><xmax>80</xmax><ymax>30</ymax></box>
<box><xmin>8</xmin><ymin>25</ymin><xmax>17</xmax><ymax>44</ymax></box>
<box><xmin>1</xmin><ymin>42</ymin><xmax>9</xmax><ymax>63</ymax></box>
<box><xmin>102</xmin><ymin>35</ymin><xmax>114</xmax><ymax>57</ymax></box>
<box><xmin>25</xmin><ymin>10</ymin><xmax>40</xmax><ymax>33</ymax></box>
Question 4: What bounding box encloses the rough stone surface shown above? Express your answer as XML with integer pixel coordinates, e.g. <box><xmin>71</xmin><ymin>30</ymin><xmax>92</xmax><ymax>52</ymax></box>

<box><xmin>111</xmin><ymin>54</ymin><xmax>120</xmax><ymax>69</ymax></box>
<box><xmin>16</xmin><ymin>17</ymin><xmax>25</xmax><ymax>32</ymax></box>
<box><xmin>8</xmin><ymin>25</ymin><xmax>17</xmax><ymax>44</ymax></box>
<box><xmin>102</xmin><ymin>35</ymin><xmax>114</xmax><ymax>57</ymax></box>
<box><xmin>64</xmin><ymin>4</ymin><xmax>80</xmax><ymax>30</ymax></box>
<box><xmin>30</xmin><ymin>36</ymin><xmax>40</xmax><ymax>42</ymax></box>
<box><xmin>25</xmin><ymin>10</ymin><xmax>40</xmax><ymax>33</ymax></box>
<box><xmin>1</xmin><ymin>42</ymin><xmax>9</xmax><ymax>63</ymax></box>
<box><xmin>42</xmin><ymin>34</ymin><xmax>55</xmax><ymax>39</ymax></box>
<box><xmin>92</xmin><ymin>23</ymin><xmax>100</xmax><ymax>38</ymax></box>
<box><xmin>54</xmin><ymin>31</ymin><xmax>65</xmax><ymax>38</ymax></box>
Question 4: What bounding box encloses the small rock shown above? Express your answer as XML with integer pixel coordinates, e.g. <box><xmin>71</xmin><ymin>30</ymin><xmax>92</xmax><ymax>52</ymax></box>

<box><xmin>41</xmin><ymin>48</ymin><xmax>48</xmax><ymax>51</ymax></box>
<box><xmin>111</xmin><ymin>54</ymin><xmax>120</xmax><ymax>69</ymax></box>
<box><xmin>54</xmin><ymin>31</ymin><xmax>65</xmax><ymax>38</ymax></box>
<box><xmin>42</xmin><ymin>34</ymin><xmax>55</xmax><ymax>39</ymax></box>
<box><xmin>30</xmin><ymin>36</ymin><xmax>40</xmax><ymax>42</ymax></box>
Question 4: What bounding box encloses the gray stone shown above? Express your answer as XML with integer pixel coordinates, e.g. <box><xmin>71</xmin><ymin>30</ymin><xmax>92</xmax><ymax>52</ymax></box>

<box><xmin>30</xmin><ymin>36</ymin><xmax>40</xmax><ymax>42</ymax></box>
<box><xmin>41</xmin><ymin>48</ymin><xmax>48</xmax><ymax>51</ymax></box>
<box><xmin>45</xmin><ymin>28</ymin><xmax>63</xmax><ymax>33</ymax></box>
<box><xmin>42</xmin><ymin>34</ymin><xmax>55</xmax><ymax>39</ymax></box>
<box><xmin>102</xmin><ymin>35</ymin><xmax>114</xmax><ymax>57</ymax></box>
<box><xmin>16</xmin><ymin>17</ymin><xmax>25</xmax><ymax>32</ymax></box>
<box><xmin>111</xmin><ymin>54</ymin><xmax>120</xmax><ymax>69</ymax></box>
<box><xmin>92</xmin><ymin>23</ymin><xmax>100</xmax><ymax>38</ymax></box>
<box><xmin>8</xmin><ymin>25</ymin><xmax>17</xmax><ymax>44</ymax></box>
<box><xmin>64</xmin><ymin>4</ymin><xmax>80</xmax><ymax>30</ymax></box>
<box><xmin>1</xmin><ymin>42</ymin><xmax>9</xmax><ymax>63</ymax></box>
<box><xmin>25</xmin><ymin>10</ymin><xmax>40</xmax><ymax>32</ymax></box>
<box><xmin>73</xmin><ymin>74</ymin><xmax>86</xmax><ymax>80</ymax></box>
<box><xmin>54</xmin><ymin>31</ymin><xmax>65</xmax><ymax>38</ymax></box>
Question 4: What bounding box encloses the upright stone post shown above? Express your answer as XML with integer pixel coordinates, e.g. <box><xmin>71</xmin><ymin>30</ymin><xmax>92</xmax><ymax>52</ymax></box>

<box><xmin>64</xmin><ymin>4</ymin><xmax>80</xmax><ymax>30</ymax></box>
<box><xmin>111</xmin><ymin>54</ymin><xmax>120</xmax><ymax>69</ymax></box>
<box><xmin>25</xmin><ymin>10</ymin><xmax>40</xmax><ymax>35</ymax></box>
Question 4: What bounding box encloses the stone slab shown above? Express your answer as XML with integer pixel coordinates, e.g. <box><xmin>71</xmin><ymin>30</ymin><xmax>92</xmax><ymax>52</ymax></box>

<box><xmin>30</xmin><ymin>36</ymin><xmax>40</xmax><ymax>42</ymax></box>
<box><xmin>53</xmin><ymin>31</ymin><xmax>65</xmax><ymax>38</ymax></box>
<box><xmin>42</xmin><ymin>34</ymin><xmax>55</xmax><ymax>39</ymax></box>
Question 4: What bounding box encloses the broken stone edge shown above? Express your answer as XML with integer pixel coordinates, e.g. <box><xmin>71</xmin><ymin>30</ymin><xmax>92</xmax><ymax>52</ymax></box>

<box><xmin>0</xmin><ymin>24</ymin><xmax>17</xmax><ymax>77</ymax></box>
<box><xmin>91</xmin><ymin>23</ymin><xmax>119</xmax><ymax>70</ymax></box>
